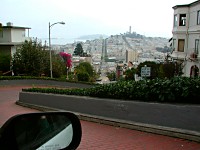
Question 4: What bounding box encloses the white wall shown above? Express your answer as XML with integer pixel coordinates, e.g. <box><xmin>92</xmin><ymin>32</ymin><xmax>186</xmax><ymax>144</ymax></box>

<box><xmin>172</xmin><ymin>2</ymin><xmax>200</xmax><ymax>77</ymax></box>
<box><xmin>0</xmin><ymin>28</ymin><xmax>11</xmax><ymax>43</ymax></box>
<box><xmin>173</xmin><ymin>7</ymin><xmax>189</xmax><ymax>33</ymax></box>
<box><xmin>11</xmin><ymin>28</ymin><xmax>26</xmax><ymax>42</ymax></box>
<box><xmin>0</xmin><ymin>28</ymin><xmax>29</xmax><ymax>43</ymax></box>
<box><xmin>188</xmin><ymin>34</ymin><xmax>200</xmax><ymax>52</ymax></box>
<box><xmin>189</xmin><ymin>3</ymin><xmax>200</xmax><ymax>32</ymax></box>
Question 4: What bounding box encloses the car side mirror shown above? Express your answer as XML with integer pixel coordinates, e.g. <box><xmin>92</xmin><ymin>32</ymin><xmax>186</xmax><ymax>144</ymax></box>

<box><xmin>0</xmin><ymin>112</ymin><xmax>82</xmax><ymax>150</ymax></box>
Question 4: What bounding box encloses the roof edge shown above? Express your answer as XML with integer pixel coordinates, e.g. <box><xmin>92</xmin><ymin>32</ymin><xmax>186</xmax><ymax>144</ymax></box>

<box><xmin>2</xmin><ymin>26</ymin><xmax>31</xmax><ymax>29</ymax></box>
<box><xmin>173</xmin><ymin>0</ymin><xmax>200</xmax><ymax>9</ymax></box>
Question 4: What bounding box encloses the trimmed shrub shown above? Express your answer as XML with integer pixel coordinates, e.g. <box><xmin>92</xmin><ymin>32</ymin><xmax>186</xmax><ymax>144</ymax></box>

<box><xmin>77</xmin><ymin>72</ymin><xmax>89</xmax><ymax>82</ymax></box>
<box><xmin>23</xmin><ymin>77</ymin><xmax>200</xmax><ymax>104</ymax></box>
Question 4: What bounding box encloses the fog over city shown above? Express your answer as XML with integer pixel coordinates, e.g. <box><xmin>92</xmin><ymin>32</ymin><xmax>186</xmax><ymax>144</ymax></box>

<box><xmin>0</xmin><ymin>0</ymin><xmax>194</xmax><ymax>44</ymax></box>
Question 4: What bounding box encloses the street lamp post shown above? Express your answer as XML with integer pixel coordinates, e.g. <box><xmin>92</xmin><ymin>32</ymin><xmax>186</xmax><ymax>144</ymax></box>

<box><xmin>49</xmin><ymin>21</ymin><xmax>65</xmax><ymax>78</ymax></box>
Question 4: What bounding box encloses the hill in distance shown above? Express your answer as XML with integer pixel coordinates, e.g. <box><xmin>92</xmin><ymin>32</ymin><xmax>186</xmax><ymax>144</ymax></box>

<box><xmin>76</xmin><ymin>34</ymin><xmax>109</xmax><ymax>40</ymax></box>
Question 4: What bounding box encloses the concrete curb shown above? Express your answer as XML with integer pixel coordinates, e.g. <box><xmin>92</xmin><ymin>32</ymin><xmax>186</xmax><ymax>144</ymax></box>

<box><xmin>16</xmin><ymin>101</ymin><xmax>200</xmax><ymax>143</ymax></box>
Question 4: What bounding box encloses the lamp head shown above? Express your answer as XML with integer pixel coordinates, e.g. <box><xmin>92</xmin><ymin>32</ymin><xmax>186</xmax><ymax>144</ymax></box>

<box><xmin>60</xmin><ymin>21</ymin><xmax>65</xmax><ymax>25</ymax></box>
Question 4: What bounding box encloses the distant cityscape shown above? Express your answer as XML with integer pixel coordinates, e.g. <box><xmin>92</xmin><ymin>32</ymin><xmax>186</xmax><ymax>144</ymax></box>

<box><xmin>50</xmin><ymin>30</ymin><xmax>170</xmax><ymax>75</ymax></box>
<box><xmin>1</xmin><ymin>0</ymin><xmax>200</xmax><ymax>79</ymax></box>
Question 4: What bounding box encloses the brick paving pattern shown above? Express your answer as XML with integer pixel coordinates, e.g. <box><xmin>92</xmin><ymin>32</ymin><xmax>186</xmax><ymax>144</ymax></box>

<box><xmin>79</xmin><ymin>120</ymin><xmax>200</xmax><ymax>150</ymax></box>
<box><xmin>1</xmin><ymin>86</ymin><xmax>200</xmax><ymax>150</ymax></box>
<box><xmin>0</xmin><ymin>86</ymin><xmax>40</xmax><ymax>125</ymax></box>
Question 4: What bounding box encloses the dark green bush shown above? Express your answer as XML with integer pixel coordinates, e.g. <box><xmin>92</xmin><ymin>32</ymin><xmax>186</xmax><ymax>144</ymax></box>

<box><xmin>0</xmin><ymin>53</ymin><xmax>11</xmax><ymax>73</ymax></box>
<box><xmin>77</xmin><ymin>72</ymin><xmax>89</xmax><ymax>82</ymax></box>
<box><xmin>23</xmin><ymin>77</ymin><xmax>200</xmax><ymax>104</ymax></box>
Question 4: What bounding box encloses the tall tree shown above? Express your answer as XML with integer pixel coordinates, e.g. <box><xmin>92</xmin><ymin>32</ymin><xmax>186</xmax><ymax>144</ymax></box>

<box><xmin>73</xmin><ymin>43</ymin><xmax>83</xmax><ymax>56</ymax></box>
<box><xmin>124</xmin><ymin>68</ymin><xmax>137</xmax><ymax>80</ymax></box>
<box><xmin>12</xmin><ymin>39</ymin><xmax>66</xmax><ymax>77</ymax></box>
<box><xmin>75</xmin><ymin>62</ymin><xmax>94</xmax><ymax>76</ymax></box>
<box><xmin>12</xmin><ymin>39</ymin><xmax>47</xmax><ymax>76</ymax></box>
<box><xmin>75</xmin><ymin>62</ymin><xmax>95</xmax><ymax>82</ymax></box>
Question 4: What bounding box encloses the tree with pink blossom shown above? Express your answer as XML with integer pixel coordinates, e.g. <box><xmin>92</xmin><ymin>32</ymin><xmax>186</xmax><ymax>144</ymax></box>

<box><xmin>59</xmin><ymin>52</ymin><xmax>72</xmax><ymax>79</ymax></box>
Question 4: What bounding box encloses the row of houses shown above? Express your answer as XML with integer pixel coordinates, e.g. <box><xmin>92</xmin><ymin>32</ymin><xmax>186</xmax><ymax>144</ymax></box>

<box><xmin>0</xmin><ymin>0</ymin><xmax>200</xmax><ymax>77</ymax></box>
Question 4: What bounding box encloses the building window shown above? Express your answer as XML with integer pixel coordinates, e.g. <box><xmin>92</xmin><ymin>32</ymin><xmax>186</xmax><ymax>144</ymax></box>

<box><xmin>179</xmin><ymin>14</ymin><xmax>186</xmax><ymax>26</ymax></box>
<box><xmin>0</xmin><ymin>23</ymin><xmax>2</xmax><ymax>37</ymax></box>
<box><xmin>190</xmin><ymin>65</ymin><xmax>199</xmax><ymax>77</ymax></box>
<box><xmin>197</xmin><ymin>11</ymin><xmax>200</xmax><ymax>25</ymax></box>
<box><xmin>178</xmin><ymin>39</ymin><xmax>185</xmax><ymax>52</ymax></box>
<box><xmin>173</xmin><ymin>39</ymin><xmax>176</xmax><ymax>51</ymax></box>
<box><xmin>0</xmin><ymin>31</ymin><xmax>3</xmax><ymax>38</ymax></box>
<box><xmin>174</xmin><ymin>15</ymin><xmax>178</xmax><ymax>27</ymax></box>
<box><xmin>22</xmin><ymin>31</ymin><xmax>25</xmax><ymax>37</ymax></box>
<box><xmin>0</xmin><ymin>23</ymin><xmax>3</xmax><ymax>37</ymax></box>
<box><xmin>195</xmin><ymin>39</ymin><xmax>199</xmax><ymax>54</ymax></box>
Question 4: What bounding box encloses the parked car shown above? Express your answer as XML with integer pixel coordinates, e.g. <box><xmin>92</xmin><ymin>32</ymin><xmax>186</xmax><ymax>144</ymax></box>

<box><xmin>0</xmin><ymin>112</ymin><xmax>82</xmax><ymax>150</ymax></box>
<box><xmin>95</xmin><ymin>76</ymin><xmax>110</xmax><ymax>84</ymax></box>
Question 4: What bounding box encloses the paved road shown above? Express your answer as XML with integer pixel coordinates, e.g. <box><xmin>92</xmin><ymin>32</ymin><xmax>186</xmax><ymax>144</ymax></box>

<box><xmin>1</xmin><ymin>86</ymin><xmax>200</xmax><ymax>150</ymax></box>
<box><xmin>0</xmin><ymin>79</ymin><xmax>93</xmax><ymax>88</ymax></box>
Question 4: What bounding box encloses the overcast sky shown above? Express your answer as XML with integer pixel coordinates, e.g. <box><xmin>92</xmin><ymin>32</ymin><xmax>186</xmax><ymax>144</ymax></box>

<box><xmin>0</xmin><ymin>0</ymin><xmax>195</xmax><ymax>44</ymax></box>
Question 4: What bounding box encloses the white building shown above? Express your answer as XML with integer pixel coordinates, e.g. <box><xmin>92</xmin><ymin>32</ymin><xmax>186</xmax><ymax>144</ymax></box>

<box><xmin>0</xmin><ymin>22</ymin><xmax>31</xmax><ymax>74</ymax></box>
<box><xmin>171</xmin><ymin>1</ymin><xmax>200</xmax><ymax>77</ymax></box>
<box><xmin>0</xmin><ymin>22</ymin><xmax>31</xmax><ymax>57</ymax></box>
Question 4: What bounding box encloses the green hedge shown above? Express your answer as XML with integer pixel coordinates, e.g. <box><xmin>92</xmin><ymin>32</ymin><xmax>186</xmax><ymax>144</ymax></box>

<box><xmin>22</xmin><ymin>77</ymin><xmax>200</xmax><ymax>104</ymax></box>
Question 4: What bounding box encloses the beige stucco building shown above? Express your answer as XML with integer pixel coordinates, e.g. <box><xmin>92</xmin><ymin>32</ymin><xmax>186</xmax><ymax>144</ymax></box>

<box><xmin>171</xmin><ymin>0</ymin><xmax>200</xmax><ymax>77</ymax></box>
<box><xmin>126</xmin><ymin>50</ymin><xmax>138</xmax><ymax>63</ymax></box>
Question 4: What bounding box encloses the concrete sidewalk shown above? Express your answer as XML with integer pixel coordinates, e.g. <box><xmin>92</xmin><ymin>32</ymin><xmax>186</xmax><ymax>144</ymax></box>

<box><xmin>1</xmin><ymin>86</ymin><xmax>200</xmax><ymax>150</ymax></box>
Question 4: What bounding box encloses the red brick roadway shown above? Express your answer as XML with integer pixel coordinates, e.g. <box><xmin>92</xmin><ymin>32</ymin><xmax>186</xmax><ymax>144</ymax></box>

<box><xmin>0</xmin><ymin>86</ymin><xmax>200</xmax><ymax>150</ymax></box>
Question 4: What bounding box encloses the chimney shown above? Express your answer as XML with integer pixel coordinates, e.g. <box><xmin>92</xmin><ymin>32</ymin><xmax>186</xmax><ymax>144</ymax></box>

<box><xmin>7</xmin><ymin>22</ymin><xmax>13</xmax><ymax>26</ymax></box>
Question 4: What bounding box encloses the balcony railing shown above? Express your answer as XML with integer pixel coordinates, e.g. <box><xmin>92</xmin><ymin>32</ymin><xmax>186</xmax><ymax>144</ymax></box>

<box><xmin>170</xmin><ymin>49</ymin><xmax>200</xmax><ymax>62</ymax></box>
<box><xmin>170</xmin><ymin>51</ymin><xmax>187</xmax><ymax>60</ymax></box>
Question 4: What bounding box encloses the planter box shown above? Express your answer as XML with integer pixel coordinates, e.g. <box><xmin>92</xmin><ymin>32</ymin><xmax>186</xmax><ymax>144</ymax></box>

<box><xmin>18</xmin><ymin>92</ymin><xmax>200</xmax><ymax>142</ymax></box>
<box><xmin>18</xmin><ymin>92</ymin><xmax>200</xmax><ymax>132</ymax></box>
